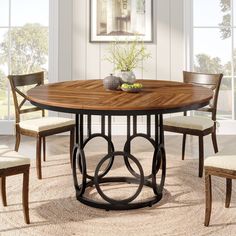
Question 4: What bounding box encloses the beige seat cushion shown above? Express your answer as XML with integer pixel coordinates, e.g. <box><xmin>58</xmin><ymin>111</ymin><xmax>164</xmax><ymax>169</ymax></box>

<box><xmin>19</xmin><ymin>117</ymin><xmax>75</xmax><ymax>132</ymax></box>
<box><xmin>205</xmin><ymin>155</ymin><xmax>236</xmax><ymax>171</ymax></box>
<box><xmin>0</xmin><ymin>145</ymin><xmax>30</xmax><ymax>169</ymax></box>
<box><xmin>163</xmin><ymin>116</ymin><xmax>214</xmax><ymax>131</ymax></box>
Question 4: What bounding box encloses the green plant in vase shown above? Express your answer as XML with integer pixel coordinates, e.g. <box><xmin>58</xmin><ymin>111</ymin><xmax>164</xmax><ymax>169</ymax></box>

<box><xmin>105</xmin><ymin>38</ymin><xmax>151</xmax><ymax>84</ymax></box>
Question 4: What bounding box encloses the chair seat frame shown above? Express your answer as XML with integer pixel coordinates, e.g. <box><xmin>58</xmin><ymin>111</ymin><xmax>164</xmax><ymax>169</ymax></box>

<box><xmin>0</xmin><ymin>164</ymin><xmax>30</xmax><ymax>224</ymax></box>
<box><xmin>204</xmin><ymin>166</ymin><xmax>236</xmax><ymax>226</ymax></box>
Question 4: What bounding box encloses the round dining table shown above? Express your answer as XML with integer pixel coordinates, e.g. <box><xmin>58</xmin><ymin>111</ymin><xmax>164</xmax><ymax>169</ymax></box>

<box><xmin>27</xmin><ymin>79</ymin><xmax>213</xmax><ymax>211</ymax></box>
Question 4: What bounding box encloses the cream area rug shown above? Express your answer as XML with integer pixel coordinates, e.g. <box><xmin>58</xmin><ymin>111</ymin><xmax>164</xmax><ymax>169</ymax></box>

<box><xmin>0</xmin><ymin>151</ymin><xmax>236</xmax><ymax>236</ymax></box>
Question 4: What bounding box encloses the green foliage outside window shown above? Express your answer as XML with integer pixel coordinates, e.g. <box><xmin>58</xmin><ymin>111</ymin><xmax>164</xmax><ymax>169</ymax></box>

<box><xmin>194</xmin><ymin>0</ymin><xmax>233</xmax><ymax>92</ymax></box>
<box><xmin>0</xmin><ymin>23</ymin><xmax>48</xmax><ymax>74</ymax></box>
<box><xmin>0</xmin><ymin>23</ymin><xmax>48</xmax><ymax>119</ymax></box>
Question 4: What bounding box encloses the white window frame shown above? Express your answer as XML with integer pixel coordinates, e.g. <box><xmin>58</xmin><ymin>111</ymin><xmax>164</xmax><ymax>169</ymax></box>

<box><xmin>49</xmin><ymin>0</ymin><xmax>59</xmax><ymax>84</ymax></box>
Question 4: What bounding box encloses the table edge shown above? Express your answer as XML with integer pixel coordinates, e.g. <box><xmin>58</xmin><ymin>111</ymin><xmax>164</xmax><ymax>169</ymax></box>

<box><xmin>30</xmin><ymin>100</ymin><xmax>210</xmax><ymax>116</ymax></box>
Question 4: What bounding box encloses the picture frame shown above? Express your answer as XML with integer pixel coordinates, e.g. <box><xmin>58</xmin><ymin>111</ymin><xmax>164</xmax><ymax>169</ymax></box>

<box><xmin>90</xmin><ymin>0</ymin><xmax>153</xmax><ymax>42</ymax></box>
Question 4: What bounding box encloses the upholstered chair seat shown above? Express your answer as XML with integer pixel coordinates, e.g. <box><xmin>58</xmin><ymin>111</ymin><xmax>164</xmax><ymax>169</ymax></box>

<box><xmin>205</xmin><ymin>155</ymin><xmax>236</xmax><ymax>170</ymax></box>
<box><xmin>19</xmin><ymin>117</ymin><xmax>75</xmax><ymax>132</ymax></box>
<box><xmin>0</xmin><ymin>145</ymin><xmax>30</xmax><ymax>224</ymax></box>
<box><xmin>164</xmin><ymin>116</ymin><xmax>214</xmax><ymax>131</ymax></box>
<box><xmin>0</xmin><ymin>145</ymin><xmax>30</xmax><ymax>168</ymax></box>
<box><xmin>204</xmin><ymin>154</ymin><xmax>236</xmax><ymax>226</ymax></box>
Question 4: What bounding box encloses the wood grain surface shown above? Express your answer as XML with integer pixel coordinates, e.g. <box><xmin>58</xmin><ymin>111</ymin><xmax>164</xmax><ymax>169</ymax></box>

<box><xmin>27</xmin><ymin>80</ymin><xmax>213</xmax><ymax>115</ymax></box>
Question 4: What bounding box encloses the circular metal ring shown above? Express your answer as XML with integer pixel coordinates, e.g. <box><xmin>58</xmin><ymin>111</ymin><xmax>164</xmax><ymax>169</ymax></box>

<box><xmin>72</xmin><ymin>147</ymin><xmax>87</xmax><ymax>196</ymax></box>
<box><xmin>77</xmin><ymin>178</ymin><xmax>163</xmax><ymax>210</ymax></box>
<box><xmin>94</xmin><ymin>151</ymin><xmax>144</xmax><ymax>205</ymax></box>
<box><xmin>81</xmin><ymin>133</ymin><xmax>115</xmax><ymax>180</ymax></box>
<box><xmin>152</xmin><ymin>144</ymin><xmax>166</xmax><ymax>196</ymax></box>
<box><xmin>124</xmin><ymin>133</ymin><xmax>156</xmax><ymax>179</ymax></box>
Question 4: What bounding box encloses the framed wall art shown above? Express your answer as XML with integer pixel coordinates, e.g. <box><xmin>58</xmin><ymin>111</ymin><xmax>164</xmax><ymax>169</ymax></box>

<box><xmin>90</xmin><ymin>0</ymin><xmax>153</xmax><ymax>42</ymax></box>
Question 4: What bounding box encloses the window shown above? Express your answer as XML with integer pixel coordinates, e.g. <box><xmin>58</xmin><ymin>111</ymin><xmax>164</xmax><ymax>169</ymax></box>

<box><xmin>0</xmin><ymin>0</ymin><xmax>49</xmax><ymax>121</ymax></box>
<box><xmin>192</xmin><ymin>0</ymin><xmax>234</xmax><ymax>120</ymax></box>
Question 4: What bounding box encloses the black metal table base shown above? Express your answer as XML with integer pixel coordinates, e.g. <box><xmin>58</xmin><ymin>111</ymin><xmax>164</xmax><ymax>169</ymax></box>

<box><xmin>77</xmin><ymin>178</ymin><xmax>163</xmax><ymax>210</ymax></box>
<box><xmin>72</xmin><ymin>114</ymin><xmax>166</xmax><ymax>211</ymax></box>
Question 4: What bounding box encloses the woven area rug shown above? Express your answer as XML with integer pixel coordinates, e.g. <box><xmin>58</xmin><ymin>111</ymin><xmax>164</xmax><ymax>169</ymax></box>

<box><xmin>0</xmin><ymin>151</ymin><xmax>236</xmax><ymax>236</ymax></box>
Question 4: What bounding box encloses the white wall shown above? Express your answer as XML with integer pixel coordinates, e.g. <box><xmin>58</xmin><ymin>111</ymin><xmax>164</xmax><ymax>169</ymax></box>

<box><xmin>72</xmin><ymin>0</ymin><xmax>185</xmax><ymax>82</ymax></box>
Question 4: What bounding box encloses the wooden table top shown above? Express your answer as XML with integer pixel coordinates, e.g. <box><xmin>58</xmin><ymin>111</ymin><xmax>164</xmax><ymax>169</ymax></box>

<box><xmin>27</xmin><ymin>79</ymin><xmax>213</xmax><ymax>115</ymax></box>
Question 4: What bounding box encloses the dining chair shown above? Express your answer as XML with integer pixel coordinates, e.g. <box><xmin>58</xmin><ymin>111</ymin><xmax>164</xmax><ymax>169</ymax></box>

<box><xmin>204</xmin><ymin>155</ymin><xmax>236</xmax><ymax>226</ymax></box>
<box><xmin>8</xmin><ymin>71</ymin><xmax>75</xmax><ymax>179</ymax></box>
<box><xmin>163</xmin><ymin>71</ymin><xmax>223</xmax><ymax>177</ymax></box>
<box><xmin>0</xmin><ymin>145</ymin><xmax>30</xmax><ymax>224</ymax></box>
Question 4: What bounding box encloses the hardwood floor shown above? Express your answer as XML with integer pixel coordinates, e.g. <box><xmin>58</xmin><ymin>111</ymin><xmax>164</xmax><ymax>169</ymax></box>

<box><xmin>0</xmin><ymin>134</ymin><xmax>234</xmax><ymax>159</ymax></box>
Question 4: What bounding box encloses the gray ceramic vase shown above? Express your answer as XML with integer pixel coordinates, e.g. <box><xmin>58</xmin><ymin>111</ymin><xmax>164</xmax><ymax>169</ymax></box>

<box><xmin>103</xmin><ymin>74</ymin><xmax>121</xmax><ymax>90</ymax></box>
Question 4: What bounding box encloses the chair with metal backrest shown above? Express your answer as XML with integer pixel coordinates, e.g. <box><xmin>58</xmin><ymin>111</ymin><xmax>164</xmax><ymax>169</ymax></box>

<box><xmin>163</xmin><ymin>71</ymin><xmax>223</xmax><ymax>177</ymax></box>
<box><xmin>8</xmin><ymin>71</ymin><xmax>75</xmax><ymax>179</ymax></box>
<box><xmin>0</xmin><ymin>145</ymin><xmax>30</xmax><ymax>224</ymax></box>
<box><xmin>204</xmin><ymin>154</ymin><xmax>236</xmax><ymax>226</ymax></box>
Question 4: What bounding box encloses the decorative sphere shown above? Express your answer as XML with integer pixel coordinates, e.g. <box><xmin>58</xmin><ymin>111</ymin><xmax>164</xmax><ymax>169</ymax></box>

<box><xmin>103</xmin><ymin>74</ymin><xmax>121</xmax><ymax>90</ymax></box>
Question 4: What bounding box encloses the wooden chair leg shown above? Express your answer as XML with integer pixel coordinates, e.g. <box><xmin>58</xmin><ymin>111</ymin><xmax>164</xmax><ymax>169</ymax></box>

<box><xmin>70</xmin><ymin>128</ymin><xmax>75</xmax><ymax>167</ymax></box>
<box><xmin>211</xmin><ymin>131</ymin><xmax>218</xmax><ymax>153</ymax></box>
<box><xmin>1</xmin><ymin>177</ymin><xmax>7</xmax><ymax>206</ymax></box>
<box><xmin>204</xmin><ymin>172</ymin><xmax>212</xmax><ymax>227</ymax></box>
<box><xmin>182</xmin><ymin>134</ymin><xmax>186</xmax><ymax>160</ymax></box>
<box><xmin>36</xmin><ymin>136</ymin><xmax>42</xmax><ymax>179</ymax></box>
<box><xmin>22</xmin><ymin>168</ymin><xmax>30</xmax><ymax>224</ymax></box>
<box><xmin>225</xmin><ymin>178</ymin><xmax>232</xmax><ymax>208</ymax></box>
<box><xmin>199</xmin><ymin>136</ymin><xmax>204</xmax><ymax>178</ymax></box>
<box><xmin>43</xmin><ymin>137</ymin><xmax>46</xmax><ymax>162</ymax></box>
<box><xmin>15</xmin><ymin>129</ymin><xmax>21</xmax><ymax>152</ymax></box>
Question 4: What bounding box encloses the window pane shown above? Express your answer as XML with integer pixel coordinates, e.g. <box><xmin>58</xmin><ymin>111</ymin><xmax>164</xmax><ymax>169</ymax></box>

<box><xmin>0</xmin><ymin>66</ymin><xmax>8</xmax><ymax>120</ymax></box>
<box><xmin>194</xmin><ymin>0</ymin><xmax>231</xmax><ymax>27</ymax></box>
<box><xmin>0</xmin><ymin>29</ymin><xmax>9</xmax><ymax>120</ymax></box>
<box><xmin>218</xmin><ymin>76</ymin><xmax>232</xmax><ymax>119</ymax></box>
<box><xmin>194</xmin><ymin>76</ymin><xmax>232</xmax><ymax>120</ymax></box>
<box><xmin>234</xmin><ymin>0</ymin><xmax>236</xmax><ymax>26</ymax></box>
<box><xmin>194</xmin><ymin>28</ymin><xmax>231</xmax><ymax>76</ymax></box>
<box><xmin>8</xmin><ymin>25</ymin><xmax>48</xmax><ymax>119</ymax></box>
<box><xmin>9</xmin><ymin>26</ymin><xmax>49</xmax><ymax>75</ymax></box>
<box><xmin>11</xmin><ymin>0</ymin><xmax>49</xmax><ymax>27</ymax></box>
<box><xmin>0</xmin><ymin>0</ymin><xmax>9</xmax><ymax>27</ymax></box>
<box><xmin>194</xmin><ymin>28</ymin><xmax>232</xmax><ymax>119</ymax></box>
<box><xmin>0</xmin><ymin>1</ymin><xmax>49</xmax><ymax>122</ymax></box>
<box><xmin>233</xmin><ymin>32</ymin><xmax>236</xmax><ymax>119</ymax></box>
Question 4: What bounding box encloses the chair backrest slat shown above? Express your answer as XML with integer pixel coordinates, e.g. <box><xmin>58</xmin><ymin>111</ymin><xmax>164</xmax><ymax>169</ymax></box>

<box><xmin>9</xmin><ymin>72</ymin><xmax>44</xmax><ymax>87</ymax></box>
<box><xmin>183</xmin><ymin>71</ymin><xmax>223</xmax><ymax>121</ymax></box>
<box><xmin>8</xmin><ymin>71</ymin><xmax>45</xmax><ymax>123</ymax></box>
